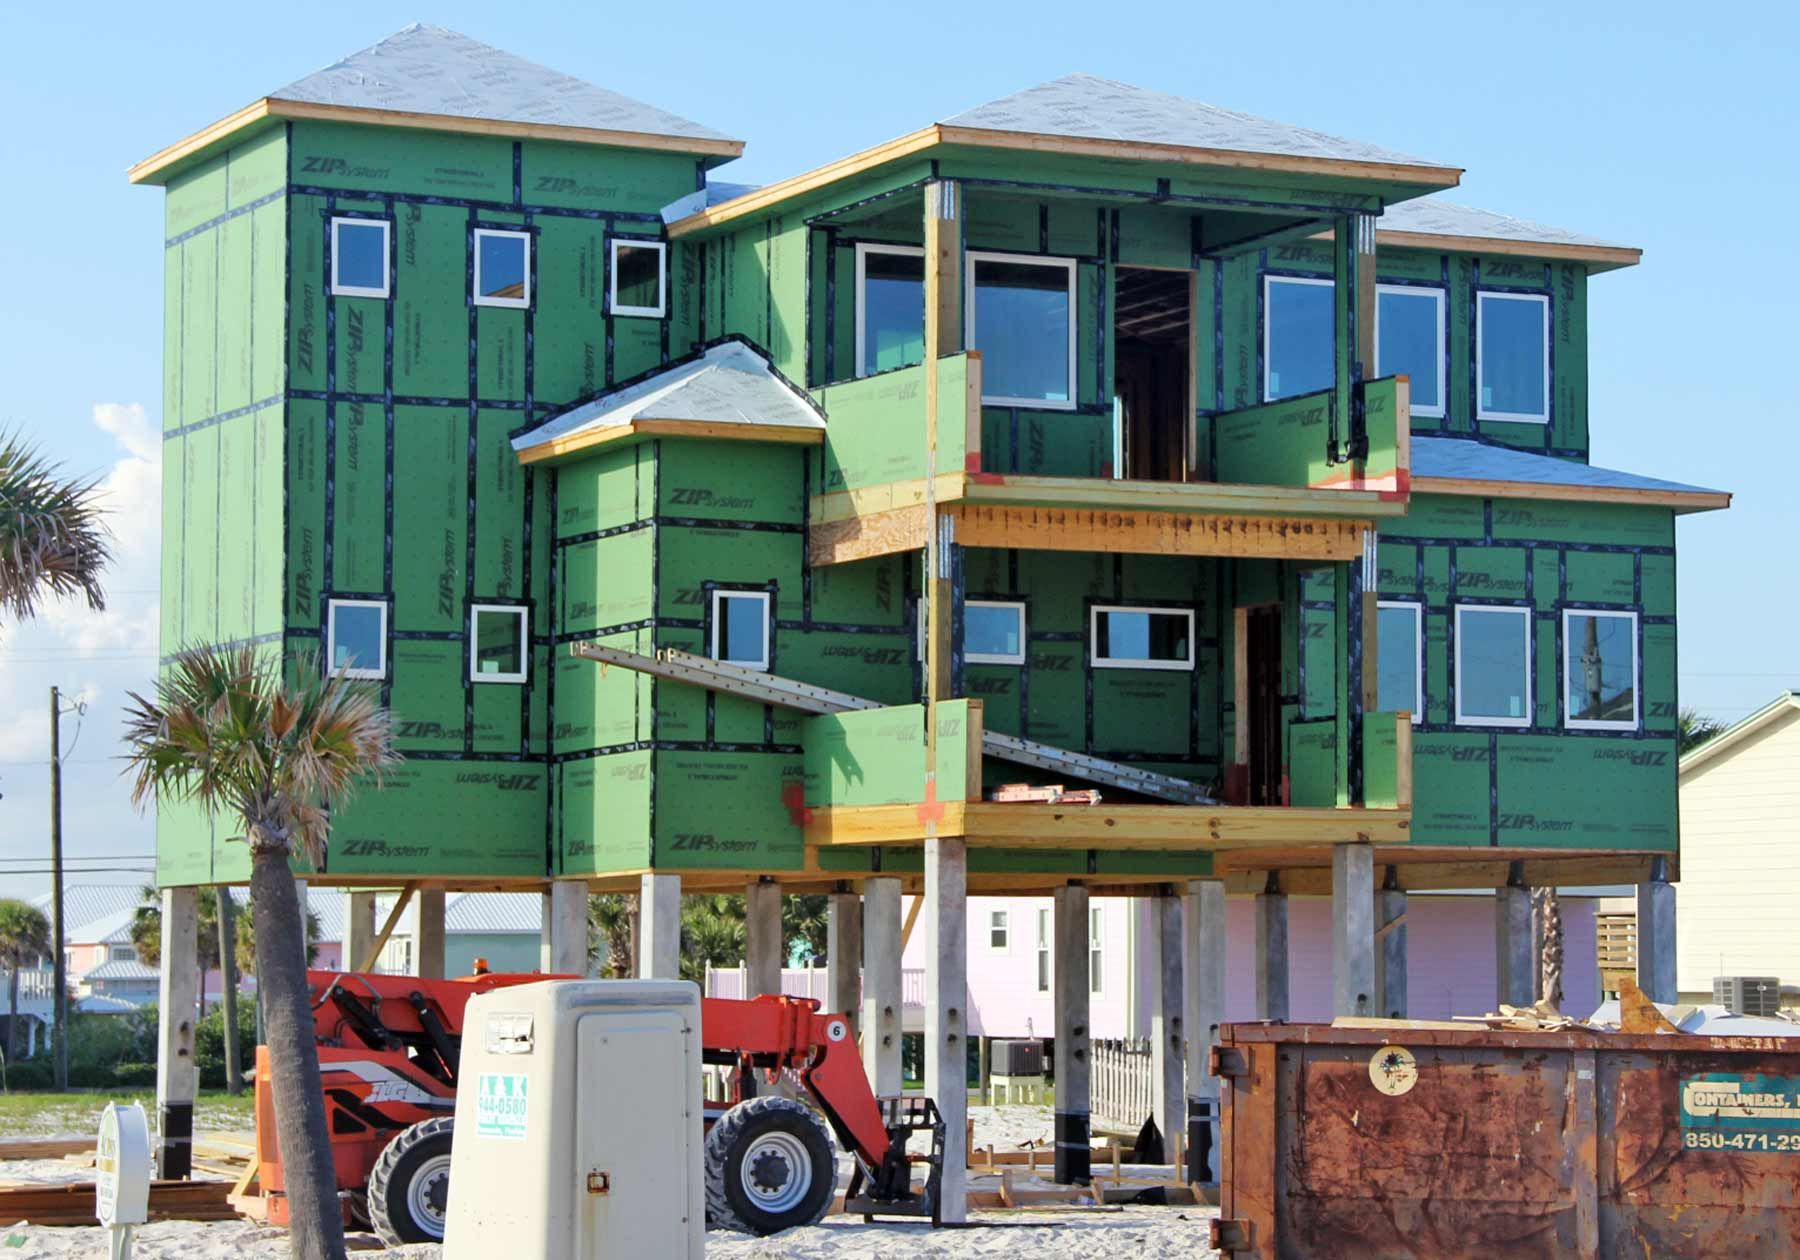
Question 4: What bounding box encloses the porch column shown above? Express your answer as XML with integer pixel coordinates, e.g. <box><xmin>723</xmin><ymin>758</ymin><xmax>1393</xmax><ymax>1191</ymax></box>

<box><xmin>1637</xmin><ymin>857</ymin><xmax>1677</xmax><ymax>1004</ymax></box>
<box><xmin>925</xmin><ymin>838</ymin><xmax>969</xmax><ymax>1220</ymax></box>
<box><xmin>155</xmin><ymin>885</ymin><xmax>199</xmax><ymax>1179</ymax></box>
<box><xmin>860</xmin><ymin>877</ymin><xmax>904</xmax><ymax>1096</ymax></box>
<box><xmin>1496</xmin><ymin>864</ymin><xmax>1534</xmax><ymax>1009</ymax></box>
<box><xmin>1375</xmin><ymin>869</ymin><xmax>1408</xmax><ymax>1019</ymax></box>
<box><xmin>1150</xmin><ymin>891</ymin><xmax>1185</xmax><ymax>1165</ymax></box>
<box><xmin>345</xmin><ymin>891</ymin><xmax>377</xmax><ymax>972</ymax></box>
<box><xmin>826</xmin><ymin>889</ymin><xmax>862</xmax><ymax>1030</ymax></box>
<box><xmin>745</xmin><ymin>879</ymin><xmax>783</xmax><ymax>997</ymax></box>
<box><xmin>1184</xmin><ymin>878</ymin><xmax>1225</xmax><ymax>1184</ymax></box>
<box><xmin>1332</xmin><ymin>843</ymin><xmax>1375</xmax><ymax>1017</ymax></box>
<box><xmin>639</xmin><ymin>873</ymin><xmax>681</xmax><ymax>980</ymax></box>
<box><xmin>411</xmin><ymin>888</ymin><xmax>446</xmax><ymax>980</ymax></box>
<box><xmin>541</xmin><ymin>879</ymin><xmax>589</xmax><ymax>975</ymax></box>
<box><xmin>1053</xmin><ymin>884</ymin><xmax>1092</xmax><ymax>1185</ymax></box>
<box><xmin>1252</xmin><ymin>874</ymin><xmax>1289</xmax><ymax>1021</ymax></box>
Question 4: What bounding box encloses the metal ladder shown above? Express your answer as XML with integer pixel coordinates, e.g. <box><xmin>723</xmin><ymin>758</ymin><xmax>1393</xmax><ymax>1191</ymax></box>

<box><xmin>571</xmin><ymin>643</ymin><xmax>1217</xmax><ymax>806</ymax></box>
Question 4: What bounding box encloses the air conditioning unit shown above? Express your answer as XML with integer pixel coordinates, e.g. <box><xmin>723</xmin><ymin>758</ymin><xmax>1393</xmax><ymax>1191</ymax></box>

<box><xmin>990</xmin><ymin>1039</ymin><xmax>1045</xmax><ymax>1077</ymax></box>
<box><xmin>1713</xmin><ymin>976</ymin><xmax>1782</xmax><ymax>1018</ymax></box>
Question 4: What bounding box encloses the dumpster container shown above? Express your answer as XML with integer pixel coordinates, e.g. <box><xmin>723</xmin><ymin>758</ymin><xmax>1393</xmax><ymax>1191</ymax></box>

<box><xmin>1212</xmin><ymin>1022</ymin><xmax>1800</xmax><ymax>1259</ymax></box>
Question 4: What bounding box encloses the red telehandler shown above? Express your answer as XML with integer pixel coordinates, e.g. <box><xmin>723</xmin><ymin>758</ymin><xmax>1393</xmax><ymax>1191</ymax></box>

<box><xmin>252</xmin><ymin>968</ymin><xmax>944</xmax><ymax>1244</ymax></box>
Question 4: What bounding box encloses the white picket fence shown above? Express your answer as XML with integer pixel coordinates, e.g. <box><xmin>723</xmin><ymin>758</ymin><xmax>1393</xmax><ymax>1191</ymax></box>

<box><xmin>1091</xmin><ymin>1037</ymin><xmax>1156</xmax><ymax>1135</ymax></box>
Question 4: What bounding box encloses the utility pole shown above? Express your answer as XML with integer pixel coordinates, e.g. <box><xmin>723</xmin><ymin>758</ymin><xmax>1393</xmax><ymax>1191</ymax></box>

<box><xmin>48</xmin><ymin>687</ymin><xmax>68</xmax><ymax>1092</ymax></box>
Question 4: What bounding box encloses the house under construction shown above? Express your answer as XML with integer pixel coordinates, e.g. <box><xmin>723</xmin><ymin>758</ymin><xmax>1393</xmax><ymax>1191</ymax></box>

<box><xmin>131</xmin><ymin>24</ymin><xmax>1728</xmax><ymax>1203</ymax></box>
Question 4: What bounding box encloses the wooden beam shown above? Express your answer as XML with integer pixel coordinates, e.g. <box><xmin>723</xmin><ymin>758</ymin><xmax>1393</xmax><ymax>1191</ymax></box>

<box><xmin>951</xmin><ymin>503</ymin><xmax>1371</xmax><ymax>561</ymax></box>
<box><xmin>1376</xmin><ymin>229</ymin><xmax>1641</xmax><ymax>271</ymax></box>
<box><xmin>1216</xmin><ymin>846</ymin><xmax>1676</xmax><ymax>894</ymax></box>
<box><xmin>1232</xmin><ymin>607</ymin><xmax>1250</xmax><ymax>769</ymax></box>
<box><xmin>960</xmin><ymin>472</ymin><xmax>1403</xmax><ymax>518</ymax></box>
<box><xmin>517</xmin><ymin>418</ymin><xmax>822</xmax><ymax>466</ymax></box>
<box><xmin>804</xmin><ymin>801</ymin><xmax>1410</xmax><ymax>850</ymax></box>
<box><xmin>358</xmin><ymin>883</ymin><xmax>418</xmax><ymax>973</ymax></box>
<box><xmin>131</xmin><ymin>98</ymin><xmax>744</xmax><ymax>186</ymax></box>
<box><xmin>808</xmin><ymin>503</ymin><xmax>930</xmax><ymax>566</ymax></box>
<box><xmin>1410</xmin><ymin>476</ymin><xmax>1730</xmax><ymax>513</ymax></box>
<box><xmin>899</xmin><ymin>893</ymin><xmax>925</xmax><ymax>950</ymax></box>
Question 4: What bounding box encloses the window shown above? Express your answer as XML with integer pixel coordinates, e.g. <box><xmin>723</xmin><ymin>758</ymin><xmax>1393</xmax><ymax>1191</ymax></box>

<box><xmin>1376</xmin><ymin>285</ymin><xmax>1445</xmax><ymax>418</ymax></box>
<box><xmin>1477</xmin><ymin>291</ymin><xmax>1549</xmax><ymax>422</ymax></box>
<box><xmin>989</xmin><ymin>909</ymin><xmax>1009</xmax><ymax>951</ymax></box>
<box><xmin>330</xmin><ymin>218</ymin><xmax>390</xmax><ymax>298</ymax></box>
<box><xmin>1263</xmin><ymin>275</ymin><xmax>1333</xmax><ymax>401</ymax></box>
<box><xmin>111</xmin><ymin>946</ymin><xmax>135</xmax><ymax>962</ymax></box>
<box><xmin>326</xmin><ymin>598</ymin><xmax>388</xmax><ymax>680</ymax></box>
<box><xmin>966</xmin><ymin>601</ymin><xmax>1026</xmax><ymax>665</ymax></box>
<box><xmin>1035</xmin><ymin>909</ymin><xmax>1050</xmax><ymax>992</ymax></box>
<box><xmin>1091</xmin><ymin>606</ymin><xmax>1194</xmax><ymax>671</ymax></box>
<box><xmin>710</xmin><ymin>590</ymin><xmax>771</xmax><ymax>670</ymax></box>
<box><xmin>470</xmin><ymin>604</ymin><xmax>528</xmax><ymax>683</ymax></box>
<box><xmin>1454</xmin><ymin>605</ymin><xmax>1532</xmax><ymax>727</ymax></box>
<box><xmin>966</xmin><ymin>251</ymin><xmax>1077</xmax><ymax>408</ymax></box>
<box><xmin>1376</xmin><ymin>601</ymin><xmax>1423</xmax><ymax>723</ymax></box>
<box><xmin>855</xmin><ymin>243</ymin><xmax>924</xmax><ymax>376</ymax></box>
<box><xmin>1565</xmin><ymin>610</ymin><xmax>1638</xmax><ymax>730</ymax></box>
<box><xmin>610</xmin><ymin>239</ymin><xmax>666</xmax><ymax>318</ymax></box>
<box><xmin>473</xmin><ymin>229</ymin><xmax>531</xmax><ymax>308</ymax></box>
<box><xmin>1088</xmin><ymin>906</ymin><xmax>1104</xmax><ymax>994</ymax></box>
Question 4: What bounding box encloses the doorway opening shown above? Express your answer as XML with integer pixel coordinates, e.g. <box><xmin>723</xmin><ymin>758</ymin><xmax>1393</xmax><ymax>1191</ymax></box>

<box><xmin>1112</xmin><ymin>267</ymin><xmax>1192</xmax><ymax>481</ymax></box>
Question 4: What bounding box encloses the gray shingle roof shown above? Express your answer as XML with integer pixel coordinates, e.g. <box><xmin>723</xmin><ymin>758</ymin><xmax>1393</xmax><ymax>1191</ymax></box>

<box><xmin>941</xmin><ymin>75</ymin><xmax>1450</xmax><ymax>172</ymax></box>
<box><xmin>272</xmin><ymin>24</ymin><xmax>738</xmax><ymax>146</ymax></box>
<box><xmin>1382</xmin><ymin>198</ymin><xmax>1628</xmax><ymax>252</ymax></box>
<box><xmin>1412</xmin><ymin>437</ymin><xmax>1722</xmax><ymax>497</ymax></box>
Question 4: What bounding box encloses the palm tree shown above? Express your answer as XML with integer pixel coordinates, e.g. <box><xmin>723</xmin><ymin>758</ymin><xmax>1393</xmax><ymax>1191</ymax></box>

<box><xmin>1678</xmin><ymin>706</ymin><xmax>1727</xmax><ymax>755</ymax></box>
<box><xmin>587</xmin><ymin>894</ymin><xmax>636</xmax><ymax>977</ymax></box>
<box><xmin>0</xmin><ymin>899</ymin><xmax>52</xmax><ymax>1062</ymax></box>
<box><xmin>123</xmin><ymin>646</ymin><xmax>398</xmax><ymax>1260</ymax></box>
<box><xmin>0</xmin><ymin>431</ymin><xmax>108</xmax><ymax>624</ymax></box>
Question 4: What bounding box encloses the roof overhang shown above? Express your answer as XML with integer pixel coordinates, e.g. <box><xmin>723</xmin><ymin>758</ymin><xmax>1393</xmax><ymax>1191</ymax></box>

<box><xmin>517</xmin><ymin>417</ymin><xmax>822</xmax><ymax>466</ymax></box>
<box><xmin>1412</xmin><ymin>475</ymin><xmax>1731</xmax><ymax>513</ymax></box>
<box><xmin>1371</xmin><ymin>228</ymin><xmax>1641</xmax><ymax>273</ymax></box>
<box><xmin>1679</xmin><ymin>694</ymin><xmax>1800</xmax><ymax>777</ymax></box>
<box><xmin>667</xmin><ymin>122</ymin><xmax>1462</xmax><ymax>238</ymax></box>
<box><xmin>129</xmin><ymin>96</ymin><xmax>745</xmax><ymax>186</ymax></box>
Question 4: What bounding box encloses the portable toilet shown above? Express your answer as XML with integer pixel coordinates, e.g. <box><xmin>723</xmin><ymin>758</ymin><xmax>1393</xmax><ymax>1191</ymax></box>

<box><xmin>443</xmin><ymin>979</ymin><xmax>704</xmax><ymax>1258</ymax></box>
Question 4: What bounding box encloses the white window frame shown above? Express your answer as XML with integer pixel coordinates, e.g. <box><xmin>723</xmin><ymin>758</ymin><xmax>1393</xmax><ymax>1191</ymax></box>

<box><xmin>1262</xmin><ymin>274</ymin><xmax>1334</xmax><ymax>402</ymax></box>
<box><xmin>964</xmin><ymin>250</ymin><xmax>1079</xmax><ymax>410</ymax></box>
<box><xmin>989</xmin><ymin>909</ymin><xmax>1009</xmax><ymax>951</ymax></box>
<box><xmin>326</xmin><ymin>598</ymin><xmax>389</xmax><ymax>680</ymax></box>
<box><xmin>609</xmin><ymin>238</ymin><xmax>667</xmax><ymax>318</ymax></box>
<box><xmin>472</xmin><ymin>228</ymin><xmax>532</xmax><ymax>309</ymax></box>
<box><xmin>1475</xmin><ymin>290</ymin><xmax>1551</xmax><ymax>424</ymax></box>
<box><xmin>965</xmin><ymin>600</ymin><xmax>1027</xmax><ymax>665</ymax></box>
<box><xmin>1376</xmin><ymin>599</ymin><xmax>1424</xmax><ymax>725</ymax></box>
<box><xmin>329</xmin><ymin>217</ymin><xmax>390</xmax><ymax>299</ymax></box>
<box><xmin>469</xmin><ymin>604</ymin><xmax>529</xmax><ymax>684</ymax></box>
<box><xmin>1035</xmin><ymin>908</ymin><xmax>1050</xmax><ymax>993</ymax></box>
<box><xmin>1375</xmin><ymin>284</ymin><xmax>1446</xmax><ymax>419</ymax></box>
<box><xmin>1563</xmin><ymin>608</ymin><xmax>1640</xmax><ymax>731</ymax></box>
<box><xmin>854</xmin><ymin>242</ymin><xmax>924</xmax><ymax>379</ymax></box>
<box><xmin>1088</xmin><ymin>905</ymin><xmax>1104</xmax><ymax>995</ymax></box>
<box><xmin>709</xmin><ymin>589</ymin><xmax>771</xmax><ymax>671</ymax></box>
<box><xmin>1453</xmin><ymin>604</ymin><xmax>1533</xmax><ymax>728</ymax></box>
<box><xmin>1090</xmin><ymin>605</ymin><xmax>1196</xmax><ymax>672</ymax></box>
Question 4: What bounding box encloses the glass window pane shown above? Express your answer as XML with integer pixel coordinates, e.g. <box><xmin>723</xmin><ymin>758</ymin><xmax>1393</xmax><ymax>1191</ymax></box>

<box><xmin>1266</xmin><ymin>279</ymin><xmax>1333</xmax><ymax>399</ymax></box>
<box><xmin>966</xmin><ymin>604</ymin><xmax>1023</xmax><ymax>660</ymax></box>
<box><xmin>334</xmin><ymin>222</ymin><xmax>386</xmax><ymax>292</ymax></box>
<box><xmin>477</xmin><ymin>233</ymin><xmax>527</xmax><ymax>302</ymax></box>
<box><xmin>972</xmin><ymin>259</ymin><xmax>1071</xmax><ymax>403</ymax></box>
<box><xmin>615</xmin><ymin>243</ymin><xmax>663</xmax><ymax>312</ymax></box>
<box><xmin>862</xmin><ymin>251</ymin><xmax>924</xmax><ymax>374</ymax></box>
<box><xmin>717</xmin><ymin>594</ymin><xmax>767</xmax><ymax>666</ymax></box>
<box><xmin>1567</xmin><ymin>613</ymin><xmax>1636</xmax><ymax>724</ymax></box>
<box><xmin>1096</xmin><ymin>609</ymin><xmax>1189</xmax><ymax>664</ymax></box>
<box><xmin>1459</xmin><ymin>609</ymin><xmax>1529</xmax><ymax>721</ymax></box>
<box><xmin>331</xmin><ymin>604</ymin><xmax>383</xmax><ymax>672</ymax></box>
<box><xmin>1480</xmin><ymin>295</ymin><xmax>1547</xmax><ymax>417</ymax></box>
<box><xmin>474</xmin><ymin>608</ymin><xmax>525</xmax><ymax>678</ymax></box>
<box><xmin>1378</xmin><ymin>289</ymin><xmax>1440</xmax><ymax>411</ymax></box>
<box><xmin>1377</xmin><ymin>605</ymin><xmax>1419</xmax><ymax>716</ymax></box>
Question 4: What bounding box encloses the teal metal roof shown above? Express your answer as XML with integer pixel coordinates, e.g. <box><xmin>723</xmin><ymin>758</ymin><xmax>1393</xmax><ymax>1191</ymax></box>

<box><xmin>1412</xmin><ymin>437</ymin><xmax>1723</xmax><ymax>499</ymax></box>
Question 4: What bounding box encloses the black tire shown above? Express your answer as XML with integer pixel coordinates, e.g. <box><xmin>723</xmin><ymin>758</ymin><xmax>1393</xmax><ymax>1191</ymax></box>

<box><xmin>704</xmin><ymin>1096</ymin><xmax>836</xmax><ymax>1235</ymax></box>
<box><xmin>368</xmin><ymin>1116</ymin><xmax>455</xmax><ymax>1246</ymax></box>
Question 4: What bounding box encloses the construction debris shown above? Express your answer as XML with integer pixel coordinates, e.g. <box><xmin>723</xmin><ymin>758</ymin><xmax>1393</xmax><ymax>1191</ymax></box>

<box><xmin>987</xmin><ymin>783</ymin><xmax>1102</xmax><ymax>805</ymax></box>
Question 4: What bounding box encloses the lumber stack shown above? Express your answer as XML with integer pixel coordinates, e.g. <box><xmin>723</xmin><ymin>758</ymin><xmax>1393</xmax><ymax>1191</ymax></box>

<box><xmin>0</xmin><ymin>1138</ymin><xmax>92</xmax><ymax>1161</ymax></box>
<box><xmin>0</xmin><ymin>1179</ymin><xmax>237</xmax><ymax>1227</ymax></box>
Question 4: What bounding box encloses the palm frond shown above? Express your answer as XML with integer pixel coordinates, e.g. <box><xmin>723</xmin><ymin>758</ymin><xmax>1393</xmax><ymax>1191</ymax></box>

<box><xmin>0</xmin><ymin>430</ymin><xmax>109</xmax><ymax>624</ymax></box>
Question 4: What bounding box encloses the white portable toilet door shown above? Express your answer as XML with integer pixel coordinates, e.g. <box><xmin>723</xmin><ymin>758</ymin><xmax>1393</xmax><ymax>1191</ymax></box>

<box><xmin>575</xmin><ymin>1010</ymin><xmax>698</xmax><ymax>1256</ymax></box>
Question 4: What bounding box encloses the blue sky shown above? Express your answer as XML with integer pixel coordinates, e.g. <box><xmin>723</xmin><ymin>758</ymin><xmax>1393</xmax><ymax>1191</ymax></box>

<box><xmin>1</xmin><ymin>0</ymin><xmax>1794</xmax><ymax>897</ymax></box>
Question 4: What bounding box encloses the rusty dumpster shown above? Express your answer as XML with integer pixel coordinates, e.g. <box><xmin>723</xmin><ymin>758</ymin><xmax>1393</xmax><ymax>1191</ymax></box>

<box><xmin>1211</xmin><ymin>1022</ymin><xmax>1800</xmax><ymax>1259</ymax></box>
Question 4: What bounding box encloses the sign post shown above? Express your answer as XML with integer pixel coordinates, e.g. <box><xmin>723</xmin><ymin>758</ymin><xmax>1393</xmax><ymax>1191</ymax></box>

<box><xmin>96</xmin><ymin>1102</ymin><xmax>151</xmax><ymax>1260</ymax></box>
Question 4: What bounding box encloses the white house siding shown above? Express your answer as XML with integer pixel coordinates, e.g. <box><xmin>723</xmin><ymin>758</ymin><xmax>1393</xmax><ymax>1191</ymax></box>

<box><xmin>1677</xmin><ymin>706</ymin><xmax>1800</xmax><ymax>999</ymax></box>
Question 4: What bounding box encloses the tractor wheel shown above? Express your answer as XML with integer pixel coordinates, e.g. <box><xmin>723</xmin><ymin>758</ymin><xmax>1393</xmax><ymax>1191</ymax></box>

<box><xmin>704</xmin><ymin>1096</ymin><xmax>836</xmax><ymax>1235</ymax></box>
<box><xmin>368</xmin><ymin>1116</ymin><xmax>455</xmax><ymax>1246</ymax></box>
